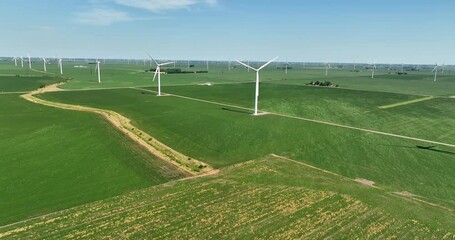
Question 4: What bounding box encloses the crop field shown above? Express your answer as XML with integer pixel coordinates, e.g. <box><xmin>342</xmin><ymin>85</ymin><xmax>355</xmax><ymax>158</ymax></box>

<box><xmin>39</xmin><ymin>82</ymin><xmax>455</xmax><ymax>209</ymax></box>
<box><xmin>0</xmin><ymin>60</ymin><xmax>453</xmax><ymax>237</ymax></box>
<box><xmin>1</xmin><ymin>155</ymin><xmax>453</xmax><ymax>239</ymax></box>
<box><xmin>0</xmin><ymin>91</ymin><xmax>186</xmax><ymax>225</ymax></box>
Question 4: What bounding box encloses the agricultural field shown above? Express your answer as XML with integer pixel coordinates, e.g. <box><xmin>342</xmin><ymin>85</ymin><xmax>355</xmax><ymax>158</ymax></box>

<box><xmin>0</xmin><ymin>60</ymin><xmax>454</xmax><ymax>237</ymax></box>
<box><xmin>0</xmin><ymin>86</ymin><xmax>186</xmax><ymax>225</ymax></box>
<box><xmin>1</xmin><ymin>155</ymin><xmax>453</xmax><ymax>239</ymax></box>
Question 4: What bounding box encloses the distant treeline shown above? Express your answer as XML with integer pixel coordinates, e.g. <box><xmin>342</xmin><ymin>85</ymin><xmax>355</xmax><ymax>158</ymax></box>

<box><xmin>307</xmin><ymin>81</ymin><xmax>339</xmax><ymax>87</ymax></box>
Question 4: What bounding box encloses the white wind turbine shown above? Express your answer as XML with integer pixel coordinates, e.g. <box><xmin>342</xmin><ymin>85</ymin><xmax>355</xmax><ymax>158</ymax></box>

<box><xmin>58</xmin><ymin>58</ymin><xmax>63</xmax><ymax>75</ymax></box>
<box><xmin>95</xmin><ymin>60</ymin><xmax>101</xmax><ymax>83</ymax></box>
<box><xmin>27</xmin><ymin>53</ymin><xmax>32</xmax><ymax>68</ymax></box>
<box><xmin>285</xmin><ymin>59</ymin><xmax>289</xmax><ymax>74</ymax></box>
<box><xmin>42</xmin><ymin>57</ymin><xmax>47</xmax><ymax>72</ymax></box>
<box><xmin>325</xmin><ymin>63</ymin><xmax>331</xmax><ymax>76</ymax></box>
<box><xmin>371</xmin><ymin>62</ymin><xmax>377</xmax><ymax>79</ymax></box>
<box><xmin>236</xmin><ymin>57</ymin><xmax>278</xmax><ymax>116</ymax></box>
<box><xmin>147</xmin><ymin>53</ymin><xmax>174</xmax><ymax>96</ymax></box>
<box><xmin>20</xmin><ymin>56</ymin><xmax>24</xmax><ymax>67</ymax></box>
<box><xmin>12</xmin><ymin>56</ymin><xmax>17</xmax><ymax>67</ymax></box>
<box><xmin>432</xmin><ymin>64</ymin><xmax>439</xmax><ymax>82</ymax></box>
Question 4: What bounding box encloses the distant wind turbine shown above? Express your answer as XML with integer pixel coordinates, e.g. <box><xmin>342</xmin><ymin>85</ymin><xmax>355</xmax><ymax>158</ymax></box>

<box><xmin>147</xmin><ymin>53</ymin><xmax>174</xmax><ymax>96</ymax></box>
<box><xmin>432</xmin><ymin>64</ymin><xmax>439</xmax><ymax>82</ymax></box>
<box><xmin>95</xmin><ymin>60</ymin><xmax>101</xmax><ymax>83</ymax></box>
<box><xmin>12</xmin><ymin>56</ymin><xmax>17</xmax><ymax>67</ymax></box>
<box><xmin>20</xmin><ymin>56</ymin><xmax>24</xmax><ymax>67</ymax></box>
<box><xmin>325</xmin><ymin>63</ymin><xmax>331</xmax><ymax>77</ymax></box>
<box><xmin>58</xmin><ymin>58</ymin><xmax>63</xmax><ymax>75</ymax></box>
<box><xmin>42</xmin><ymin>57</ymin><xmax>47</xmax><ymax>72</ymax></box>
<box><xmin>27</xmin><ymin>53</ymin><xmax>32</xmax><ymax>68</ymax></box>
<box><xmin>236</xmin><ymin>57</ymin><xmax>278</xmax><ymax>116</ymax></box>
<box><xmin>371</xmin><ymin>62</ymin><xmax>377</xmax><ymax>79</ymax></box>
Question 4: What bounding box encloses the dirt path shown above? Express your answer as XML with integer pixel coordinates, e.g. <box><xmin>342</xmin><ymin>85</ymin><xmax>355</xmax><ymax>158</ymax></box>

<box><xmin>378</xmin><ymin>96</ymin><xmax>434</xmax><ymax>109</ymax></box>
<box><xmin>21</xmin><ymin>83</ymin><xmax>214</xmax><ymax>176</ymax></box>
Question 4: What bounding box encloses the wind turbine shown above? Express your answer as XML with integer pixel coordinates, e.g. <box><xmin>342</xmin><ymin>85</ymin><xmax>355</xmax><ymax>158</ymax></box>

<box><xmin>371</xmin><ymin>62</ymin><xmax>377</xmax><ymax>79</ymax></box>
<box><xmin>58</xmin><ymin>58</ymin><xmax>63</xmax><ymax>75</ymax></box>
<box><xmin>236</xmin><ymin>57</ymin><xmax>278</xmax><ymax>116</ymax></box>
<box><xmin>27</xmin><ymin>53</ymin><xmax>32</xmax><ymax>68</ymax></box>
<box><xmin>42</xmin><ymin>57</ymin><xmax>47</xmax><ymax>72</ymax></box>
<box><xmin>95</xmin><ymin>60</ymin><xmax>101</xmax><ymax>83</ymax></box>
<box><xmin>325</xmin><ymin>63</ymin><xmax>331</xmax><ymax>77</ymax></box>
<box><xmin>206</xmin><ymin>60</ymin><xmax>209</xmax><ymax>70</ymax></box>
<box><xmin>147</xmin><ymin>53</ymin><xmax>174</xmax><ymax>96</ymax></box>
<box><xmin>12</xmin><ymin>56</ymin><xmax>17</xmax><ymax>67</ymax></box>
<box><xmin>285</xmin><ymin>59</ymin><xmax>288</xmax><ymax>74</ymax></box>
<box><xmin>432</xmin><ymin>64</ymin><xmax>439</xmax><ymax>82</ymax></box>
<box><xmin>20</xmin><ymin>56</ymin><xmax>24</xmax><ymax>67</ymax></box>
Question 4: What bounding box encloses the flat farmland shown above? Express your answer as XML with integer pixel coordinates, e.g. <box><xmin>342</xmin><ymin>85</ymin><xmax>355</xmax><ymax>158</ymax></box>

<box><xmin>0</xmin><ymin>94</ymin><xmax>186</xmax><ymax>225</ymax></box>
<box><xmin>39</xmin><ymin>87</ymin><xmax>455</xmax><ymax>209</ymax></box>
<box><xmin>1</xmin><ymin>156</ymin><xmax>452</xmax><ymax>239</ymax></box>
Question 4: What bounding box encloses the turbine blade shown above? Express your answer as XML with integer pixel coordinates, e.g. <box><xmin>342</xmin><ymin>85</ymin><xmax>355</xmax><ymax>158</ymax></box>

<box><xmin>432</xmin><ymin>66</ymin><xmax>437</xmax><ymax>72</ymax></box>
<box><xmin>153</xmin><ymin>68</ymin><xmax>158</xmax><ymax>82</ymax></box>
<box><xmin>146</xmin><ymin>52</ymin><xmax>158</xmax><ymax>65</ymax></box>
<box><xmin>235</xmin><ymin>60</ymin><xmax>258</xmax><ymax>71</ymax></box>
<box><xmin>258</xmin><ymin>57</ymin><xmax>279</xmax><ymax>71</ymax></box>
<box><xmin>159</xmin><ymin>62</ymin><xmax>174</xmax><ymax>66</ymax></box>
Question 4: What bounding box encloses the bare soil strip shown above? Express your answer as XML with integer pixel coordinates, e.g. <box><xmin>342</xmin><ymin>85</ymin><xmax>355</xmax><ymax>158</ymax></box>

<box><xmin>133</xmin><ymin>87</ymin><xmax>455</xmax><ymax>148</ymax></box>
<box><xmin>21</xmin><ymin>83</ymin><xmax>214</xmax><ymax>176</ymax></box>
<box><xmin>378</xmin><ymin>96</ymin><xmax>434</xmax><ymax>109</ymax></box>
<box><xmin>0</xmin><ymin>91</ymin><xmax>28</xmax><ymax>94</ymax></box>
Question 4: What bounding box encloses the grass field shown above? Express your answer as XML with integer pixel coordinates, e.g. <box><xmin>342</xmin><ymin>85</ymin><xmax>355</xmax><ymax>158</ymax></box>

<box><xmin>10</xmin><ymin>60</ymin><xmax>453</xmax><ymax>96</ymax></box>
<box><xmin>39</xmin><ymin>87</ymin><xmax>455</xmax><ymax>210</ymax></box>
<box><xmin>0</xmin><ymin>93</ymin><xmax>186</xmax><ymax>225</ymax></box>
<box><xmin>1</xmin><ymin>155</ymin><xmax>453</xmax><ymax>239</ymax></box>
<box><xmin>0</xmin><ymin>60</ymin><xmax>453</xmax><ymax>237</ymax></box>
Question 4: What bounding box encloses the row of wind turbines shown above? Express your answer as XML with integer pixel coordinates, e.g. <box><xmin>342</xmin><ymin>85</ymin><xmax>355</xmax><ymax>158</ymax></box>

<box><xmin>12</xmin><ymin>55</ymin><xmax>101</xmax><ymax>83</ymax></box>
<box><xmin>10</xmin><ymin>54</ymin><xmax>446</xmax><ymax>116</ymax></box>
<box><xmin>12</xmin><ymin>55</ymin><xmax>64</xmax><ymax>75</ymax></box>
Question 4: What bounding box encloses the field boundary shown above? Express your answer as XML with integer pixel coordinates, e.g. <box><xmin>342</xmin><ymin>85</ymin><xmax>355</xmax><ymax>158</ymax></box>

<box><xmin>20</xmin><ymin>83</ymin><xmax>214</xmax><ymax>176</ymax></box>
<box><xmin>378</xmin><ymin>96</ymin><xmax>434</xmax><ymax>109</ymax></box>
<box><xmin>133</xmin><ymin>87</ymin><xmax>455</xmax><ymax>148</ymax></box>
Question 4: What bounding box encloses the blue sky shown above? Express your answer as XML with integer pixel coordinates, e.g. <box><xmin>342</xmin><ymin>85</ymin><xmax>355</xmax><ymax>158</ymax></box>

<box><xmin>1</xmin><ymin>0</ymin><xmax>454</xmax><ymax>64</ymax></box>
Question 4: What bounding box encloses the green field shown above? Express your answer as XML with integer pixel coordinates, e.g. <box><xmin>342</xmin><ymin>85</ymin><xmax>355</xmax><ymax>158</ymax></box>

<box><xmin>0</xmin><ymin>60</ymin><xmax>453</xmax><ymax>237</ymax></box>
<box><xmin>1</xmin><ymin>156</ymin><xmax>453</xmax><ymax>239</ymax></box>
<box><xmin>0</xmin><ymin>93</ymin><xmax>186</xmax><ymax>225</ymax></box>
<box><xmin>39</xmin><ymin>86</ymin><xmax>455</xmax><ymax>210</ymax></box>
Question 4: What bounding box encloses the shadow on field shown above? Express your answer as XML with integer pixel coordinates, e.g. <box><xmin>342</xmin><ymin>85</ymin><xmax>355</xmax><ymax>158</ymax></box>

<box><xmin>221</xmin><ymin>107</ymin><xmax>252</xmax><ymax>115</ymax></box>
<box><xmin>381</xmin><ymin>144</ymin><xmax>455</xmax><ymax>156</ymax></box>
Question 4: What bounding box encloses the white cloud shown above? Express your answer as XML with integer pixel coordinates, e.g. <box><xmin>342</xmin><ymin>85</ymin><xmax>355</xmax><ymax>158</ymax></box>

<box><xmin>74</xmin><ymin>8</ymin><xmax>131</xmax><ymax>26</ymax></box>
<box><xmin>113</xmin><ymin>0</ymin><xmax>217</xmax><ymax>12</ymax></box>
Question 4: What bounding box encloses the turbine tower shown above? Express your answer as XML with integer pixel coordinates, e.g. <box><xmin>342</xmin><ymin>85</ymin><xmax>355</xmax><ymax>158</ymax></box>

<box><xmin>432</xmin><ymin>64</ymin><xmax>439</xmax><ymax>82</ymax></box>
<box><xmin>58</xmin><ymin>58</ymin><xmax>63</xmax><ymax>75</ymax></box>
<box><xmin>325</xmin><ymin>63</ymin><xmax>331</xmax><ymax>77</ymax></box>
<box><xmin>27</xmin><ymin>53</ymin><xmax>32</xmax><ymax>68</ymax></box>
<box><xmin>12</xmin><ymin>57</ymin><xmax>17</xmax><ymax>67</ymax></box>
<box><xmin>20</xmin><ymin>56</ymin><xmax>24</xmax><ymax>67</ymax></box>
<box><xmin>236</xmin><ymin>57</ymin><xmax>278</xmax><ymax>116</ymax></box>
<box><xmin>95</xmin><ymin>60</ymin><xmax>101</xmax><ymax>83</ymax></box>
<box><xmin>42</xmin><ymin>57</ymin><xmax>47</xmax><ymax>72</ymax></box>
<box><xmin>371</xmin><ymin>62</ymin><xmax>377</xmax><ymax>79</ymax></box>
<box><xmin>147</xmin><ymin>53</ymin><xmax>174</xmax><ymax>96</ymax></box>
